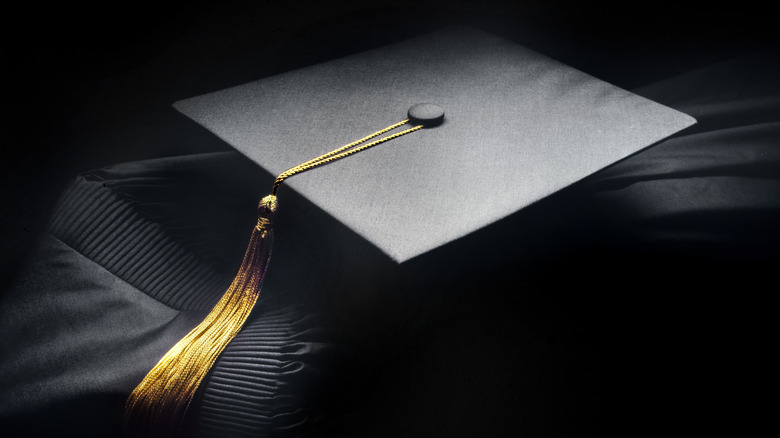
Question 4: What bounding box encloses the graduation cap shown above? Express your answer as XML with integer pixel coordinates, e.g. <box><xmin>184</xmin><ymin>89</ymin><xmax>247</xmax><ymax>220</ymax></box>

<box><xmin>124</xmin><ymin>26</ymin><xmax>695</xmax><ymax>435</ymax></box>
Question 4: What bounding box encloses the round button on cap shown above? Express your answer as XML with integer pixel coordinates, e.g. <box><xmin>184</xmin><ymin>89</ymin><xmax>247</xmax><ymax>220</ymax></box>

<box><xmin>408</xmin><ymin>103</ymin><xmax>444</xmax><ymax>127</ymax></box>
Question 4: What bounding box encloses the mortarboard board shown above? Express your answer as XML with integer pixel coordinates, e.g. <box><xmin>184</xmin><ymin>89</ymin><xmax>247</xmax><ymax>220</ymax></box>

<box><xmin>123</xmin><ymin>25</ymin><xmax>696</xmax><ymax>435</ymax></box>
<box><xmin>173</xmin><ymin>25</ymin><xmax>696</xmax><ymax>263</ymax></box>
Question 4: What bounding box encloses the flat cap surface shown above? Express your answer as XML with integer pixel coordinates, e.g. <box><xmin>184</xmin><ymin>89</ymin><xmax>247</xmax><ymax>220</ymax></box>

<box><xmin>174</xmin><ymin>26</ymin><xmax>695</xmax><ymax>262</ymax></box>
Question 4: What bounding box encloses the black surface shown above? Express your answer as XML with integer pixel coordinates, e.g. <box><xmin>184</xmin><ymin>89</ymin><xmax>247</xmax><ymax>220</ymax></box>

<box><xmin>2</xmin><ymin>1</ymin><xmax>779</xmax><ymax>437</ymax></box>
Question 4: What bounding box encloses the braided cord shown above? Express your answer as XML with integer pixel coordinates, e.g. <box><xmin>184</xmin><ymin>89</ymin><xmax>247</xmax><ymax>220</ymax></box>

<box><xmin>272</xmin><ymin>119</ymin><xmax>421</xmax><ymax>194</ymax></box>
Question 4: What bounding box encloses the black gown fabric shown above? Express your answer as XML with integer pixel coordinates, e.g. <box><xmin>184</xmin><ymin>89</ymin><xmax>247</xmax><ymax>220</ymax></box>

<box><xmin>0</xmin><ymin>152</ymin><xmax>345</xmax><ymax>437</ymax></box>
<box><xmin>1</xmin><ymin>53</ymin><xmax>778</xmax><ymax>437</ymax></box>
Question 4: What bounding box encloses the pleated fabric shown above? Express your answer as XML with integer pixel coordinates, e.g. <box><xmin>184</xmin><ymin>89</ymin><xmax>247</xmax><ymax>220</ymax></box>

<box><xmin>0</xmin><ymin>153</ymin><xmax>339</xmax><ymax>437</ymax></box>
<box><xmin>47</xmin><ymin>172</ymin><xmax>227</xmax><ymax>311</ymax></box>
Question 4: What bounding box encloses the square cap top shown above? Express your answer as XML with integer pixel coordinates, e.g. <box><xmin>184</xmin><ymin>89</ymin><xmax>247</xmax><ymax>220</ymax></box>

<box><xmin>174</xmin><ymin>26</ymin><xmax>695</xmax><ymax>263</ymax></box>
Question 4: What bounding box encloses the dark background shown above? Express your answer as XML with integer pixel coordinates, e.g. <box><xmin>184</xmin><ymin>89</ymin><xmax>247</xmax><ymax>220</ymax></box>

<box><xmin>2</xmin><ymin>1</ymin><xmax>778</xmax><ymax>436</ymax></box>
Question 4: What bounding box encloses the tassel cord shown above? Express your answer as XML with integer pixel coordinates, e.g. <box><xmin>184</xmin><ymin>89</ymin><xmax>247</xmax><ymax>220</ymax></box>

<box><xmin>272</xmin><ymin>119</ymin><xmax>422</xmax><ymax>195</ymax></box>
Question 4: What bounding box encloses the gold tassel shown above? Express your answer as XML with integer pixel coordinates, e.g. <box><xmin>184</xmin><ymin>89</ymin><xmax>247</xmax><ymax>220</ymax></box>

<box><xmin>123</xmin><ymin>116</ymin><xmax>428</xmax><ymax>436</ymax></box>
<box><xmin>124</xmin><ymin>195</ymin><xmax>277</xmax><ymax>437</ymax></box>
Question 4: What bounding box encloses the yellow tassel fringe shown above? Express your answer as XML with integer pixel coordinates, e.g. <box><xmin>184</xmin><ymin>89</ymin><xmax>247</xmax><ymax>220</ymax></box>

<box><xmin>124</xmin><ymin>195</ymin><xmax>277</xmax><ymax>437</ymax></box>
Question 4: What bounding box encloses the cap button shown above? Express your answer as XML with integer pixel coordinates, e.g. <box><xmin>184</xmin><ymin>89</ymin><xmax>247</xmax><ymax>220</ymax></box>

<box><xmin>408</xmin><ymin>103</ymin><xmax>444</xmax><ymax>128</ymax></box>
